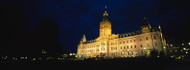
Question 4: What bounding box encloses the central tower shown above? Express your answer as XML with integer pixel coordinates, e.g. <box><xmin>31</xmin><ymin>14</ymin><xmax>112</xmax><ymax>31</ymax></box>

<box><xmin>99</xmin><ymin>6</ymin><xmax>112</xmax><ymax>39</ymax></box>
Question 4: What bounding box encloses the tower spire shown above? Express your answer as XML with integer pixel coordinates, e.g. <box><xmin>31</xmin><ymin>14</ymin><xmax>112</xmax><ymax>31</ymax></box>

<box><xmin>105</xmin><ymin>5</ymin><xmax>107</xmax><ymax>11</ymax></box>
<box><xmin>141</xmin><ymin>17</ymin><xmax>152</xmax><ymax>33</ymax></box>
<box><xmin>103</xmin><ymin>5</ymin><xmax>109</xmax><ymax>21</ymax></box>
<box><xmin>142</xmin><ymin>17</ymin><xmax>150</xmax><ymax>27</ymax></box>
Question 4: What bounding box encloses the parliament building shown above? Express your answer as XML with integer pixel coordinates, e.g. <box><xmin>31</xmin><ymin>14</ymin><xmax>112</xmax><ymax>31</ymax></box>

<box><xmin>77</xmin><ymin>9</ymin><xmax>166</xmax><ymax>59</ymax></box>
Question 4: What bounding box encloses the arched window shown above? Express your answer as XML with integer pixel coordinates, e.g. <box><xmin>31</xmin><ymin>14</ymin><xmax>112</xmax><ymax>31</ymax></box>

<box><xmin>120</xmin><ymin>36</ymin><xmax>122</xmax><ymax>38</ymax></box>
<box><xmin>128</xmin><ymin>34</ymin><xmax>131</xmax><ymax>36</ymax></box>
<box><xmin>125</xmin><ymin>35</ymin><xmax>128</xmax><ymax>37</ymax></box>
<box><xmin>146</xmin><ymin>37</ymin><xmax>148</xmax><ymax>40</ymax></box>
<box><xmin>154</xmin><ymin>36</ymin><xmax>156</xmax><ymax>39</ymax></box>
<box><xmin>155</xmin><ymin>42</ymin><xmax>157</xmax><ymax>46</ymax></box>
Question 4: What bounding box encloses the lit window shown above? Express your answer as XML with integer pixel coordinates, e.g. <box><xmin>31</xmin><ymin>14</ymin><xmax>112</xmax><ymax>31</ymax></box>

<box><xmin>170</xmin><ymin>50</ymin><xmax>172</xmax><ymax>52</ymax></box>
<box><xmin>154</xmin><ymin>36</ymin><xmax>156</xmax><ymax>39</ymax></box>
<box><xmin>155</xmin><ymin>42</ymin><xmax>157</xmax><ymax>46</ymax></box>
<box><xmin>141</xmin><ymin>50</ymin><xmax>143</xmax><ymax>55</ymax></box>
<box><xmin>182</xmin><ymin>43</ymin><xmax>184</xmax><ymax>46</ymax></box>
<box><xmin>175</xmin><ymin>50</ymin><xmax>177</xmax><ymax>52</ymax></box>
<box><xmin>146</xmin><ymin>37</ymin><xmax>148</xmax><ymax>40</ymax></box>
<box><xmin>170</xmin><ymin>44</ymin><xmax>173</xmax><ymax>47</ymax></box>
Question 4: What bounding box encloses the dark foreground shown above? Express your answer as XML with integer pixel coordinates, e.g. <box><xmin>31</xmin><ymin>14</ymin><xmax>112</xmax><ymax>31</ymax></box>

<box><xmin>1</xmin><ymin>58</ymin><xmax>190</xmax><ymax>70</ymax></box>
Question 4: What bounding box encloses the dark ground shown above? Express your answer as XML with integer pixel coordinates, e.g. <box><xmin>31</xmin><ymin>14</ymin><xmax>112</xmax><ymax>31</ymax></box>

<box><xmin>1</xmin><ymin>58</ymin><xmax>190</xmax><ymax>70</ymax></box>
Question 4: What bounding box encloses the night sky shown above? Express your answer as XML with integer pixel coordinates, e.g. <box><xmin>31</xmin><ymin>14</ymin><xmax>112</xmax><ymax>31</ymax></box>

<box><xmin>1</xmin><ymin>0</ymin><xmax>190</xmax><ymax>56</ymax></box>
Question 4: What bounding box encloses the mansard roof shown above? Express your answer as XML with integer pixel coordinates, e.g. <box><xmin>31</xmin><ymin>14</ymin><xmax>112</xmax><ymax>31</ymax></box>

<box><xmin>83</xmin><ymin>40</ymin><xmax>96</xmax><ymax>44</ymax></box>
<box><xmin>119</xmin><ymin>30</ymin><xmax>142</xmax><ymax>38</ymax></box>
<box><xmin>119</xmin><ymin>26</ymin><xmax>160</xmax><ymax>38</ymax></box>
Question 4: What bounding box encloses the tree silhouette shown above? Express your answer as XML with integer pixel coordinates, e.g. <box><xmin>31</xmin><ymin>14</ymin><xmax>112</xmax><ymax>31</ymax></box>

<box><xmin>1</xmin><ymin>4</ymin><xmax>65</xmax><ymax>57</ymax></box>
<box><xmin>1</xmin><ymin>4</ymin><xmax>28</xmax><ymax>56</ymax></box>
<box><xmin>150</xmin><ymin>50</ymin><xmax>158</xmax><ymax>58</ymax></box>
<box><xmin>34</xmin><ymin>19</ymin><xmax>65</xmax><ymax>57</ymax></box>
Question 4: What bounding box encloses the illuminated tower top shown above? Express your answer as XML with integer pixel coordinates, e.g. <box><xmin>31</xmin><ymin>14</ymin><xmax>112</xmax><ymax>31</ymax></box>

<box><xmin>99</xmin><ymin>6</ymin><xmax>112</xmax><ymax>38</ymax></box>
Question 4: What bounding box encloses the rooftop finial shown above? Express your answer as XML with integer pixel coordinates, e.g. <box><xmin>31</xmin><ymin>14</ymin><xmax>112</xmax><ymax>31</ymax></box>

<box><xmin>144</xmin><ymin>17</ymin><xmax>147</xmax><ymax>19</ymax></box>
<box><xmin>82</xmin><ymin>34</ymin><xmax>86</xmax><ymax>42</ymax></box>
<box><xmin>105</xmin><ymin>5</ymin><xmax>107</xmax><ymax>10</ymax></box>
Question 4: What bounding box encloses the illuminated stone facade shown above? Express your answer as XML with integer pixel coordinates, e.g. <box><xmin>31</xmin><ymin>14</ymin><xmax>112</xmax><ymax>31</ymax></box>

<box><xmin>77</xmin><ymin>10</ymin><xmax>166</xmax><ymax>59</ymax></box>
